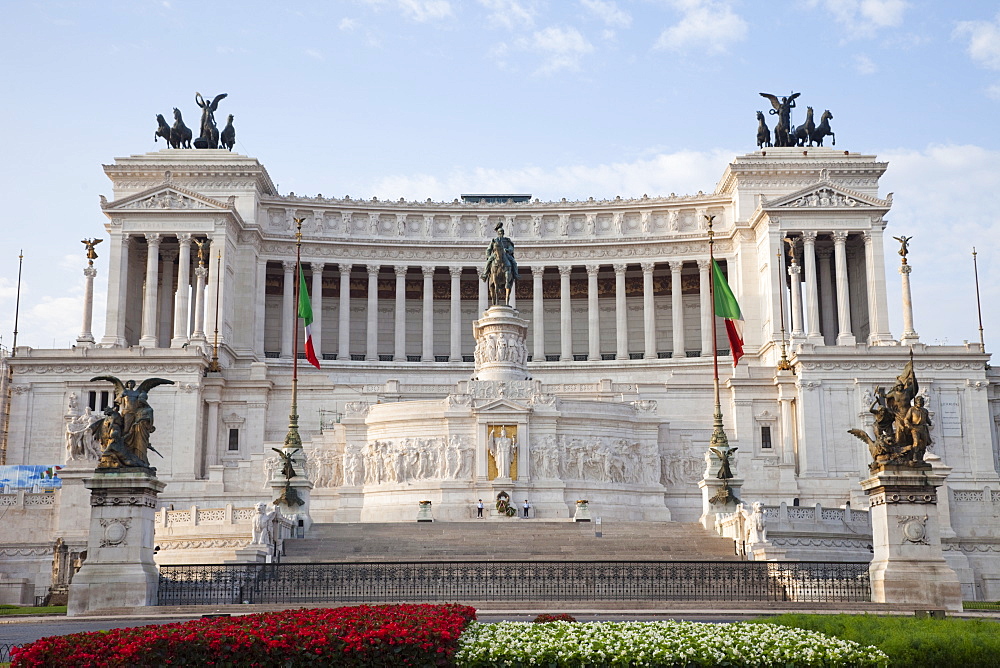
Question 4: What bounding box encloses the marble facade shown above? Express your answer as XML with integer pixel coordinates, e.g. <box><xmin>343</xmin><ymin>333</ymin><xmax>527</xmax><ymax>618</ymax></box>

<box><xmin>2</xmin><ymin>146</ymin><xmax>1000</xmax><ymax>601</ymax></box>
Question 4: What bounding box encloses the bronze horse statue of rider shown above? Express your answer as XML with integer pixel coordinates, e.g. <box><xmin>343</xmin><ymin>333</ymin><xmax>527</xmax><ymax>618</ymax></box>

<box><xmin>481</xmin><ymin>222</ymin><xmax>518</xmax><ymax>306</ymax></box>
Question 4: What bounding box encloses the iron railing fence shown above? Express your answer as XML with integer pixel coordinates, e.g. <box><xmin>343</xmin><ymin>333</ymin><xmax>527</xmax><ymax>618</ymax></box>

<box><xmin>1</xmin><ymin>643</ymin><xmax>22</xmax><ymax>663</ymax></box>
<box><xmin>157</xmin><ymin>560</ymin><xmax>870</xmax><ymax>606</ymax></box>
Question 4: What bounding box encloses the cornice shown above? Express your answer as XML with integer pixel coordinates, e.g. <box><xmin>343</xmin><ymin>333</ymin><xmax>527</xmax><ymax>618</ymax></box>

<box><xmin>257</xmin><ymin>193</ymin><xmax>732</xmax><ymax>212</ymax></box>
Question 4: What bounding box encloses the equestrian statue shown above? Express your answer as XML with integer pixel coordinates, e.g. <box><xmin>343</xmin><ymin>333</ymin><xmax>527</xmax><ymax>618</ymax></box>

<box><xmin>481</xmin><ymin>221</ymin><xmax>519</xmax><ymax>306</ymax></box>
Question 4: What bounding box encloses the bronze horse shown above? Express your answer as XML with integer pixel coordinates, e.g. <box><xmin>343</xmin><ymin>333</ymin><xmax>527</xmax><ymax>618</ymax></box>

<box><xmin>484</xmin><ymin>241</ymin><xmax>514</xmax><ymax>306</ymax></box>
<box><xmin>154</xmin><ymin>114</ymin><xmax>172</xmax><ymax>145</ymax></box>
<box><xmin>809</xmin><ymin>110</ymin><xmax>835</xmax><ymax>147</ymax></box>
<box><xmin>793</xmin><ymin>106</ymin><xmax>815</xmax><ymax>147</ymax></box>
<box><xmin>756</xmin><ymin>111</ymin><xmax>771</xmax><ymax>148</ymax></box>
<box><xmin>170</xmin><ymin>108</ymin><xmax>192</xmax><ymax>149</ymax></box>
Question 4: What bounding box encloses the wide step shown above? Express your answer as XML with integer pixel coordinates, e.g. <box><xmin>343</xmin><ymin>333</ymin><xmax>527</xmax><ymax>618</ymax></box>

<box><xmin>282</xmin><ymin>522</ymin><xmax>739</xmax><ymax>562</ymax></box>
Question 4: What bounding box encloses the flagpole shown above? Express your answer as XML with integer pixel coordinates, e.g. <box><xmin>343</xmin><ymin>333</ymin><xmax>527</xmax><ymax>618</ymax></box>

<box><xmin>776</xmin><ymin>251</ymin><xmax>791</xmax><ymax>371</ymax></box>
<box><xmin>283</xmin><ymin>218</ymin><xmax>305</xmax><ymax>452</ymax></box>
<box><xmin>973</xmin><ymin>247</ymin><xmax>988</xmax><ymax>370</ymax></box>
<box><xmin>0</xmin><ymin>250</ymin><xmax>23</xmax><ymax>465</ymax></box>
<box><xmin>207</xmin><ymin>251</ymin><xmax>222</xmax><ymax>373</ymax></box>
<box><xmin>706</xmin><ymin>216</ymin><xmax>734</xmax><ymax>489</ymax></box>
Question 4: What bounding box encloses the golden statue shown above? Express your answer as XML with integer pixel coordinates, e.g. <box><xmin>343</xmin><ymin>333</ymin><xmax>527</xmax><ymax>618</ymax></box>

<box><xmin>81</xmin><ymin>238</ymin><xmax>103</xmax><ymax>265</ymax></box>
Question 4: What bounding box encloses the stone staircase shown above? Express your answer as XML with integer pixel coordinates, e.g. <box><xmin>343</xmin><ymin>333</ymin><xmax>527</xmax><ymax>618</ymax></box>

<box><xmin>282</xmin><ymin>521</ymin><xmax>740</xmax><ymax>562</ymax></box>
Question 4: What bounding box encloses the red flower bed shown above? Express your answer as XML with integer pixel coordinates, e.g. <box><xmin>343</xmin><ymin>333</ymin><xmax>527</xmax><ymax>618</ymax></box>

<box><xmin>532</xmin><ymin>613</ymin><xmax>578</xmax><ymax>623</ymax></box>
<box><xmin>12</xmin><ymin>603</ymin><xmax>477</xmax><ymax>667</ymax></box>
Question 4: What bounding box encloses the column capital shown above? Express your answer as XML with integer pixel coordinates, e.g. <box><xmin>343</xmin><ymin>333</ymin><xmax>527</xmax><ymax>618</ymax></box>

<box><xmin>800</xmin><ymin>231</ymin><xmax>818</xmax><ymax>243</ymax></box>
<box><xmin>668</xmin><ymin>260</ymin><xmax>684</xmax><ymax>272</ymax></box>
<box><xmin>311</xmin><ymin>261</ymin><xmax>326</xmax><ymax>274</ymax></box>
<box><xmin>586</xmin><ymin>264</ymin><xmax>600</xmax><ymax>277</ymax></box>
<box><xmin>696</xmin><ymin>258</ymin><xmax>711</xmax><ymax>271</ymax></box>
<box><xmin>281</xmin><ymin>260</ymin><xmax>296</xmax><ymax>272</ymax></box>
<box><xmin>862</xmin><ymin>230</ymin><xmax>874</xmax><ymax>246</ymax></box>
<box><xmin>195</xmin><ymin>265</ymin><xmax>208</xmax><ymax>278</ymax></box>
<box><xmin>144</xmin><ymin>232</ymin><xmax>162</xmax><ymax>247</ymax></box>
<box><xmin>176</xmin><ymin>233</ymin><xmax>192</xmax><ymax>245</ymax></box>
<box><xmin>832</xmin><ymin>230</ymin><xmax>849</xmax><ymax>243</ymax></box>
<box><xmin>558</xmin><ymin>265</ymin><xmax>573</xmax><ymax>277</ymax></box>
<box><xmin>449</xmin><ymin>265</ymin><xmax>463</xmax><ymax>278</ymax></box>
<box><xmin>367</xmin><ymin>264</ymin><xmax>381</xmax><ymax>276</ymax></box>
<box><xmin>899</xmin><ymin>264</ymin><xmax>913</xmax><ymax>275</ymax></box>
<box><xmin>641</xmin><ymin>261</ymin><xmax>656</xmax><ymax>273</ymax></box>
<box><xmin>422</xmin><ymin>265</ymin><xmax>436</xmax><ymax>277</ymax></box>
<box><xmin>613</xmin><ymin>263</ymin><xmax>628</xmax><ymax>274</ymax></box>
<box><xmin>788</xmin><ymin>264</ymin><xmax>802</xmax><ymax>276</ymax></box>
<box><xmin>394</xmin><ymin>265</ymin><xmax>409</xmax><ymax>277</ymax></box>
<box><xmin>530</xmin><ymin>264</ymin><xmax>546</xmax><ymax>276</ymax></box>
<box><xmin>121</xmin><ymin>233</ymin><xmax>133</xmax><ymax>246</ymax></box>
<box><xmin>338</xmin><ymin>263</ymin><xmax>352</xmax><ymax>274</ymax></box>
<box><xmin>84</xmin><ymin>265</ymin><xmax>98</xmax><ymax>279</ymax></box>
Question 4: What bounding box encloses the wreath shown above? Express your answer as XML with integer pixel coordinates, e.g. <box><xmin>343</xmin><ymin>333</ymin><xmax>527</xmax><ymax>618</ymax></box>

<box><xmin>495</xmin><ymin>491</ymin><xmax>517</xmax><ymax>517</ymax></box>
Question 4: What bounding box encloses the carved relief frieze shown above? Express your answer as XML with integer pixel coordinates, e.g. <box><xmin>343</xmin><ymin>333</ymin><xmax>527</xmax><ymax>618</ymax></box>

<box><xmin>99</xmin><ymin>517</ymin><xmax>131</xmax><ymax>547</ymax></box>
<box><xmin>90</xmin><ymin>490</ymin><xmax>159</xmax><ymax>508</ymax></box>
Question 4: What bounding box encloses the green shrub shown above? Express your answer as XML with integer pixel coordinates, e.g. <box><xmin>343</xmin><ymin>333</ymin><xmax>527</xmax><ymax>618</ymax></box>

<box><xmin>765</xmin><ymin>613</ymin><xmax>1000</xmax><ymax>668</ymax></box>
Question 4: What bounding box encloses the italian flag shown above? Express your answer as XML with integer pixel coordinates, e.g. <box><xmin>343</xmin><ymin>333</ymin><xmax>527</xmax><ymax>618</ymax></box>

<box><xmin>712</xmin><ymin>258</ymin><xmax>744</xmax><ymax>367</ymax></box>
<box><xmin>298</xmin><ymin>266</ymin><xmax>321</xmax><ymax>369</ymax></box>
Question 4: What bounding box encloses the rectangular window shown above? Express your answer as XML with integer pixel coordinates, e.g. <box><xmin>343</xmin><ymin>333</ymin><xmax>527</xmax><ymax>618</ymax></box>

<box><xmin>228</xmin><ymin>428</ymin><xmax>239</xmax><ymax>451</ymax></box>
<box><xmin>761</xmin><ymin>425</ymin><xmax>772</xmax><ymax>449</ymax></box>
<box><xmin>88</xmin><ymin>391</ymin><xmax>97</xmax><ymax>411</ymax></box>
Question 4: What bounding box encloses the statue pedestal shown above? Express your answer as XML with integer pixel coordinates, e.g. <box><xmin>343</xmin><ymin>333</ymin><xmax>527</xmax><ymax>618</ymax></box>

<box><xmin>861</xmin><ymin>465</ymin><xmax>962</xmax><ymax>612</ymax></box>
<box><xmin>698</xmin><ymin>477</ymin><xmax>743</xmax><ymax>530</ymax></box>
<box><xmin>270</xmin><ymin>477</ymin><xmax>314</xmax><ymax>536</ymax></box>
<box><xmin>473</xmin><ymin>306</ymin><xmax>530</xmax><ymax>382</ymax></box>
<box><xmin>416</xmin><ymin>501</ymin><xmax>434</xmax><ymax>522</ymax></box>
<box><xmin>573</xmin><ymin>500</ymin><xmax>592</xmax><ymax>522</ymax></box>
<box><xmin>67</xmin><ymin>468</ymin><xmax>165</xmax><ymax>616</ymax></box>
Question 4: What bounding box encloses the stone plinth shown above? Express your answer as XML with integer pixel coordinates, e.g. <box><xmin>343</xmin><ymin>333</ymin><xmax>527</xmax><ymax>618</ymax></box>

<box><xmin>416</xmin><ymin>501</ymin><xmax>434</xmax><ymax>522</ymax></box>
<box><xmin>573</xmin><ymin>500</ymin><xmax>592</xmax><ymax>522</ymax></box>
<box><xmin>270</xmin><ymin>476</ymin><xmax>314</xmax><ymax>536</ymax></box>
<box><xmin>473</xmin><ymin>306</ymin><xmax>530</xmax><ymax>382</ymax></box>
<box><xmin>861</xmin><ymin>465</ymin><xmax>962</xmax><ymax>612</ymax></box>
<box><xmin>67</xmin><ymin>468</ymin><xmax>166</xmax><ymax>616</ymax></box>
<box><xmin>698</xmin><ymin>477</ymin><xmax>743</xmax><ymax>530</ymax></box>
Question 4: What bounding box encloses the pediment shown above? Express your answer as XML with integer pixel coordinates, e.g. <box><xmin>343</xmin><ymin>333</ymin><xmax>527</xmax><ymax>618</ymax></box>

<box><xmin>763</xmin><ymin>181</ymin><xmax>891</xmax><ymax>211</ymax></box>
<box><xmin>475</xmin><ymin>398</ymin><xmax>530</xmax><ymax>413</ymax></box>
<box><xmin>101</xmin><ymin>184</ymin><xmax>232</xmax><ymax>212</ymax></box>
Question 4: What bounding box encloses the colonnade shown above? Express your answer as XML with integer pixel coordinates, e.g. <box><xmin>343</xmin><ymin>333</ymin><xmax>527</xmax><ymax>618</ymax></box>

<box><xmin>264</xmin><ymin>260</ymin><xmax>724</xmax><ymax>363</ymax></box>
<box><xmin>782</xmin><ymin>230</ymin><xmax>892</xmax><ymax>346</ymax></box>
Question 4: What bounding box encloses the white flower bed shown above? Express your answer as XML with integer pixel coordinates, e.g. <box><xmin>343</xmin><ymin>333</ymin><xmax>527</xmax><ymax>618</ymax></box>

<box><xmin>455</xmin><ymin>620</ymin><xmax>888</xmax><ymax>667</ymax></box>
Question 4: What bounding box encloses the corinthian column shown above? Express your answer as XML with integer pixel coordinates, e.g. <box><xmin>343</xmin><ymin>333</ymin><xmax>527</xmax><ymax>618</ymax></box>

<box><xmin>101</xmin><ymin>233</ymin><xmax>131</xmax><ymax>347</ymax></box>
<box><xmin>171</xmin><ymin>234</ymin><xmax>192</xmax><ymax>347</ymax></box>
<box><xmin>338</xmin><ymin>264</ymin><xmax>352</xmax><ymax>360</ymax></box>
<box><xmin>899</xmin><ymin>257</ymin><xmax>920</xmax><ymax>345</ymax></box>
<box><xmin>421</xmin><ymin>266</ymin><xmax>434</xmax><ymax>361</ymax></box>
<box><xmin>77</xmin><ymin>264</ymin><xmax>97</xmax><ymax>347</ymax></box>
<box><xmin>138</xmin><ymin>233</ymin><xmax>162</xmax><ymax>348</ymax></box>
<box><xmin>697</xmin><ymin>259</ymin><xmax>713</xmax><ymax>357</ymax></box>
<box><xmin>394</xmin><ymin>265</ymin><xmax>407</xmax><ymax>361</ymax></box>
<box><xmin>833</xmin><ymin>231</ymin><xmax>855</xmax><ymax>346</ymax></box>
<box><xmin>559</xmin><ymin>265</ymin><xmax>572</xmax><ymax>361</ymax></box>
<box><xmin>586</xmin><ymin>264</ymin><xmax>601</xmax><ymax>361</ymax></box>
<box><xmin>449</xmin><ymin>266</ymin><xmax>462</xmax><ymax>361</ymax></box>
<box><xmin>614</xmin><ymin>263</ymin><xmax>628</xmax><ymax>360</ymax></box>
<box><xmin>669</xmin><ymin>261</ymin><xmax>685</xmax><ymax>358</ymax></box>
<box><xmin>789</xmin><ymin>260</ymin><xmax>804</xmax><ymax>342</ymax></box>
<box><xmin>280</xmin><ymin>260</ymin><xmax>295</xmax><ymax>359</ymax></box>
<box><xmin>801</xmin><ymin>232</ymin><xmax>822</xmax><ymax>343</ymax></box>
<box><xmin>311</xmin><ymin>263</ymin><xmax>325</xmax><ymax>359</ymax></box>
<box><xmin>532</xmin><ymin>266</ymin><xmax>545</xmax><ymax>362</ymax></box>
<box><xmin>191</xmin><ymin>262</ymin><xmax>208</xmax><ymax>346</ymax></box>
<box><xmin>641</xmin><ymin>262</ymin><xmax>656</xmax><ymax>359</ymax></box>
<box><xmin>366</xmin><ymin>264</ymin><xmax>380</xmax><ymax>361</ymax></box>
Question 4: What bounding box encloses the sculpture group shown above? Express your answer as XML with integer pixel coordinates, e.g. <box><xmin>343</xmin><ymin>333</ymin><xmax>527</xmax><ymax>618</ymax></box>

<box><xmin>88</xmin><ymin>376</ymin><xmax>174</xmax><ymax>469</ymax></box>
<box><xmin>849</xmin><ymin>354</ymin><xmax>933</xmax><ymax>470</ymax></box>
<box><xmin>154</xmin><ymin>92</ymin><xmax>236</xmax><ymax>150</ymax></box>
<box><xmin>756</xmin><ymin>92</ymin><xmax>835</xmax><ymax>148</ymax></box>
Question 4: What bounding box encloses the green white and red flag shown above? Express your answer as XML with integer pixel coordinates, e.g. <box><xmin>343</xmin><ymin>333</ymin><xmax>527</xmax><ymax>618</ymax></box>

<box><xmin>298</xmin><ymin>266</ymin><xmax>321</xmax><ymax>369</ymax></box>
<box><xmin>712</xmin><ymin>258</ymin><xmax>744</xmax><ymax>367</ymax></box>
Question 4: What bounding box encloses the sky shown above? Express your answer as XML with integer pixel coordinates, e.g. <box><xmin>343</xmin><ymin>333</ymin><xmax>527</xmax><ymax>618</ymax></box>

<box><xmin>1</xmin><ymin>0</ymin><xmax>1000</xmax><ymax>351</ymax></box>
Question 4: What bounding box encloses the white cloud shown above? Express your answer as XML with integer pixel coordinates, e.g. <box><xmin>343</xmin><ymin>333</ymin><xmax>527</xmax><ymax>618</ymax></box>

<box><xmin>654</xmin><ymin>1</ymin><xmax>747</xmax><ymax>55</ymax></box>
<box><xmin>519</xmin><ymin>26</ymin><xmax>595</xmax><ymax>74</ymax></box>
<box><xmin>807</xmin><ymin>0</ymin><xmax>907</xmax><ymax>37</ymax></box>
<box><xmin>854</xmin><ymin>54</ymin><xmax>877</xmax><ymax>75</ymax></box>
<box><xmin>397</xmin><ymin>0</ymin><xmax>453</xmax><ymax>22</ymax></box>
<box><xmin>305</xmin><ymin>49</ymin><xmax>324</xmax><ymax>61</ymax></box>
<box><xmin>580</xmin><ymin>0</ymin><xmax>631</xmax><ymax>28</ymax></box>
<box><xmin>986</xmin><ymin>83</ymin><xmax>1000</xmax><ymax>100</ymax></box>
<box><xmin>477</xmin><ymin>0</ymin><xmax>536</xmax><ymax>29</ymax></box>
<box><xmin>339</xmin><ymin>17</ymin><xmax>358</xmax><ymax>31</ymax></box>
<box><xmin>954</xmin><ymin>13</ymin><xmax>1000</xmax><ymax>71</ymax></box>
<box><xmin>366</xmin><ymin>148</ymin><xmax>735</xmax><ymax>202</ymax></box>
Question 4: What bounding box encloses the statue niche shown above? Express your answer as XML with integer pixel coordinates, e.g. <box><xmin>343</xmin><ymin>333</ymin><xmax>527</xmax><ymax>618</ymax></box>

<box><xmin>487</xmin><ymin>425</ymin><xmax>518</xmax><ymax>480</ymax></box>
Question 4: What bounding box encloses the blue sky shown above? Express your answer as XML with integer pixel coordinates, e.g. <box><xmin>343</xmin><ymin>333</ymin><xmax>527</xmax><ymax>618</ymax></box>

<box><xmin>2</xmin><ymin>0</ymin><xmax>1000</xmax><ymax>350</ymax></box>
